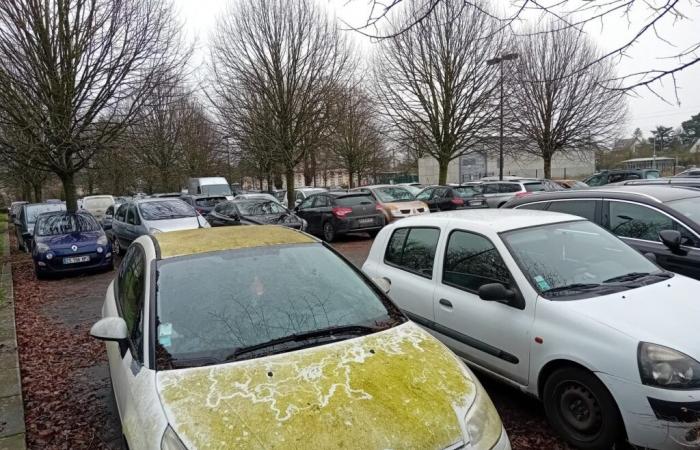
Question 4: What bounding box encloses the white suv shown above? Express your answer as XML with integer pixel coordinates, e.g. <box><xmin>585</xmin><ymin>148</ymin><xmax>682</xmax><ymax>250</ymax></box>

<box><xmin>362</xmin><ymin>209</ymin><xmax>700</xmax><ymax>450</ymax></box>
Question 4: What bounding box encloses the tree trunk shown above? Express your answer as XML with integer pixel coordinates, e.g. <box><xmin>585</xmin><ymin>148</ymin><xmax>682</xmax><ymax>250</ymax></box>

<box><xmin>543</xmin><ymin>154</ymin><xmax>552</xmax><ymax>179</ymax></box>
<box><xmin>61</xmin><ymin>172</ymin><xmax>78</xmax><ymax>212</ymax></box>
<box><xmin>32</xmin><ymin>183</ymin><xmax>42</xmax><ymax>203</ymax></box>
<box><xmin>438</xmin><ymin>158</ymin><xmax>450</xmax><ymax>185</ymax></box>
<box><xmin>285</xmin><ymin>170</ymin><xmax>295</xmax><ymax>209</ymax></box>
<box><xmin>348</xmin><ymin>170</ymin><xmax>354</xmax><ymax>189</ymax></box>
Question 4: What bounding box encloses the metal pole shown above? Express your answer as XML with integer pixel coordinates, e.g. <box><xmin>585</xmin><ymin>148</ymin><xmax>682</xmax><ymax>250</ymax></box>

<box><xmin>653</xmin><ymin>137</ymin><xmax>657</xmax><ymax>169</ymax></box>
<box><xmin>499</xmin><ymin>60</ymin><xmax>504</xmax><ymax>181</ymax></box>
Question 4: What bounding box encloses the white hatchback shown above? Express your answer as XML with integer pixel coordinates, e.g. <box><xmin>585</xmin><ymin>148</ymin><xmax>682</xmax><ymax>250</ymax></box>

<box><xmin>362</xmin><ymin>209</ymin><xmax>700</xmax><ymax>450</ymax></box>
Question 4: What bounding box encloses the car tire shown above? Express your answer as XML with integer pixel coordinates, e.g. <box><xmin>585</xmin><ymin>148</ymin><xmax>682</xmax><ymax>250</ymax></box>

<box><xmin>34</xmin><ymin>265</ymin><xmax>46</xmax><ymax>280</ymax></box>
<box><xmin>322</xmin><ymin>221</ymin><xmax>336</xmax><ymax>242</ymax></box>
<box><xmin>543</xmin><ymin>367</ymin><xmax>623</xmax><ymax>450</ymax></box>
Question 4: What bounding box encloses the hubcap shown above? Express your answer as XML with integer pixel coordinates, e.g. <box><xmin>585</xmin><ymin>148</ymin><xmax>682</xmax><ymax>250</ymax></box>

<box><xmin>558</xmin><ymin>383</ymin><xmax>601</xmax><ymax>436</ymax></box>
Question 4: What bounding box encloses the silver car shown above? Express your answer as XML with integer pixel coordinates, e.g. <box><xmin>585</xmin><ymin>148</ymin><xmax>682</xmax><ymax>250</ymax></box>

<box><xmin>110</xmin><ymin>198</ymin><xmax>209</xmax><ymax>254</ymax></box>
<box><xmin>481</xmin><ymin>179</ymin><xmax>563</xmax><ymax>208</ymax></box>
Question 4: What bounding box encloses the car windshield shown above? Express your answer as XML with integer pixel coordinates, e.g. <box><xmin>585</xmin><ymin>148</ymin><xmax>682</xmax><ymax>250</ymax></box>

<box><xmin>36</xmin><ymin>213</ymin><xmax>100</xmax><ymax>236</ymax></box>
<box><xmin>335</xmin><ymin>195</ymin><xmax>374</xmax><ymax>206</ymax></box>
<box><xmin>502</xmin><ymin>220</ymin><xmax>662</xmax><ymax>300</ymax></box>
<box><xmin>666</xmin><ymin>197</ymin><xmax>700</xmax><ymax>224</ymax></box>
<box><xmin>138</xmin><ymin>200</ymin><xmax>195</xmax><ymax>220</ymax></box>
<box><xmin>454</xmin><ymin>186</ymin><xmax>481</xmax><ymax>198</ymax></box>
<box><xmin>374</xmin><ymin>186</ymin><xmax>414</xmax><ymax>202</ymax></box>
<box><xmin>401</xmin><ymin>185</ymin><xmax>422</xmax><ymax>196</ymax></box>
<box><xmin>26</xmin><ymin>204</ymin><xmax>66</xmax><ymax>224</ymax></box>
<box><xmin>200</xmin><ymin>184</ymin><xmax>232</xmax><ymax>196</ymax></box>
<box><xmin>235</xmin><ymin>200</ymin><xmax>287</xmax><ymax>215</ymax></box>
<box><xmin>155</xmin><ymin>244</ymin><xmax>403</xmax><ymax>368</ymax></box>
<box><xmin>194</xmin><ymin>196</ymin><xmax>226</xmax><ymax>207</ymax></box>
<box><xmin>83</xmin><ymin>197</ymin><xmax>113</xmax><ymax>209</ymax></box>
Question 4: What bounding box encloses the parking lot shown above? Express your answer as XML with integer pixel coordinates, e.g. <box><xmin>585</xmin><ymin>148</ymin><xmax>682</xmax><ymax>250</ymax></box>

<box><xmin>9</xmin><ymin>230</ymin><xmax>570</xmax><ymax>450</ymax></box>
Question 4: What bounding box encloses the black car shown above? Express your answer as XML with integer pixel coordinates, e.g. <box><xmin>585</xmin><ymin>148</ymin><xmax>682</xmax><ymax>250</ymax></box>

<box><xmin>584</xmin><ymin>169</ymin><xmax>660</xmax><ymax>186</ymax></box>
<box><xmin>414</xmin><ymin>185</ymin><xmax>487</xmax><ymax>212</ymax></box>
<box><xmin>294</xmin><ymin>192</ymin><xmax>385</xmax><ymax>242</ymax></box>
<box><xmin>206</xmin><ymin>198</ymin><xmax>305</xmax><ymax>230</ymax></box>
<box><xmin>180</xmin><ymin>194</ymin><xmax>227</xmax><ymax>217</ymax></box>
<box><xmin>504</xmin><ymin>185</ymin><xmax>700</xmax><ymax>280</ymax></box>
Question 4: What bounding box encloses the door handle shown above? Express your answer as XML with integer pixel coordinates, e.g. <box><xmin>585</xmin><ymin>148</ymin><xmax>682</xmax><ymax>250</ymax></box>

<box><xmin>439</xmin><ymin>298</ymin><xmax>453</xmax><ymax>308</ymax></box>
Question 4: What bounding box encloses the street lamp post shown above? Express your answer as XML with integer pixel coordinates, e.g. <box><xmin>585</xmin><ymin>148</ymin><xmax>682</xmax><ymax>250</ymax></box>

<box><xmin>486</xmin><ymin>53</ymin><xmax>518</xmax><ymax>181</ymax></box>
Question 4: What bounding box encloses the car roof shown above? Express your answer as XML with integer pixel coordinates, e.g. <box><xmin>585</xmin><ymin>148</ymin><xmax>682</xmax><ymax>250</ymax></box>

<box><xmin>135</xmin><ymin>197</ymin><xmax>187</xmax><ymax>204</ymax></box>
<box><xmin>509</xmin><ymin>185</ymin><xmax>700</xmax><ymax>204</ymax></box>
<box><xmin>395</xmin><ymin>209</ymin><xmax>582</xmax><ymax>233</ymax></box>
<box><xmin>152</xmin><ymin>225</ymin><xmax>317</xmax><ymax>259</ymax></box>
<box><xmin>328</xmin><ymin>191</ymin><xmax>369</xmax><ymax>197</ymax></box>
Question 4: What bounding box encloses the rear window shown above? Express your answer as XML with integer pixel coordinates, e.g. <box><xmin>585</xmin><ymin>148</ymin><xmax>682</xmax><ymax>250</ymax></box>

<box><xmin>454</xmin><ymin>186</ymin><xmax>481</xmax><ymax>198</ymax></box>
<box><xmin>335</xmin><ymin>195</ymin><xmax>374</xmax><ymax>206</ymax></box>
<box><xmin>195</xmin><ymin>197</ymin><xmax>226</xmax><ymax>207</ymax></box>
<box><xmin>84</xmin><ymin>197</ymin><xmax>113</xmax><ymax>209</ymax></box>
<box><xmin>36</xmin><ymin>214</ymin><xmax>100</xmax><ymax>236</ymax></box>
<box><xmin>138</xmin><ymin>200</ymin><xmax>194</xmax><ymax>220</ymax></box>
<box><xmin>524</xmin><ymin>182</ymin><xmax>545</xmax><ymax>192</ymax></box>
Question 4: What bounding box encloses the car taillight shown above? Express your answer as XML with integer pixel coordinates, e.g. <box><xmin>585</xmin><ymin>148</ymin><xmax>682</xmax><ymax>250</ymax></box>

<box><xmin>332</xmin><ymin>207</ymin><xmax>353</xmax><ymax>218</ymax></box>
<box><xmin>515</xmin><ymin>191</ymin><xmax>531</xmax><ymax>198</ymax></box>
<box><xmin>450</xmin><ymin>197</ymin><xmax>465</xmax><ymax>206</ymax></box>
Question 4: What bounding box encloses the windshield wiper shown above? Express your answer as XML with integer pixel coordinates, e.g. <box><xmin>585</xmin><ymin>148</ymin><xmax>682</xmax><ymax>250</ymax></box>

<box><xmin>603</xmin><ymin>271</ymin><xmax>672</xmax><ymax>284</ymax></box>
<box><xmin>542</xmin><ymin>283</ymin><xmax>602</xmax><ymax>295</ymax></box>
<box><xmin>224</xmin><ymin>324</ymin><xmax>384</xmax><ymax>362</ymax></box>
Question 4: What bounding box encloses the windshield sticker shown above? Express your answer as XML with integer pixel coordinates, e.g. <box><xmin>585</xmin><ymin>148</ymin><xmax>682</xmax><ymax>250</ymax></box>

<box><xmin>159</xmin><ymin>323</ymin><xmax>173</xmax><ymax>348</ymax></box>
<box><xmin>534</xmin><ymin>275</ymin><xmax>550</xmax><ymax>291</ymax></box>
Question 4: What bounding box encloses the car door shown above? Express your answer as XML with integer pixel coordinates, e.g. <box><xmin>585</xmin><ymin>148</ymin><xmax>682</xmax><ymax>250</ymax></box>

<box><xmin>380</xmin><ymin>226</ymin><xmax>442</xmax><ymax>323</ymax></box>
<box><xmin>109</xmin><ymin>245</ymin><xmax>147</xmax><ymax>433</ymax></box>
<box><xmin>124</xmin><ymin>205</ymin><xmax>141</xmax><ymax>244</ymax></box>
<box><xmin>604</xmin><ymin>200</ymin><xmax>700</xmax><ymax>279</ymax></box>
<box><xmin>432</xmin><ymin>229</ymin><xmax>534</xmax><ymax>385</ymax></box>
<box><xmin>112</xmin><ymin>204</ymin><xmax>129</xmax><ymax>248</ymax></box>
<box><xmin>295</xmin><ymin>196</ymin><xmax>319</xmax><ymax>233</ymax></box>
<box><xmin>481</xmin><ymin>183</ymin><xmax>501</xmax><ymax>208</ymax></box>
<box><xmin>314</xmin><ymin>195</ymin><xmax>333</xmax><ymax>228</ymax></box>
<box><xmin>433</xmin><ymin>187</ymin><xmax>452</xmax><ymax>211</ymax></box>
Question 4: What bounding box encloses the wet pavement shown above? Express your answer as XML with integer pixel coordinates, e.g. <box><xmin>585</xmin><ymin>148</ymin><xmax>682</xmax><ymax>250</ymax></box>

<box><xmin>12</xmin><ymin>230</ymin><xmax>569</xmax><ymax>449</ymax></box>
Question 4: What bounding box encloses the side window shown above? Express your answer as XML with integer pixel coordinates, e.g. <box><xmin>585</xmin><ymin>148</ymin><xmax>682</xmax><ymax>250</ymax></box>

<box><xmin>299</xmin><ymin>196</ymin><xmax>315</xmax><ymax>209</ymax></box>
<box><xmin>608</xmin><ymin>201</ymin><xmax>673</xmax><ymax>241</ymax></box>
<box><xmin>483</xmin><ymin>184</ymin><xmax>499</xmax><ymax>194</ymax></box>
<box><xmin>117</xmin><ymin>246</ymin><xmax>146</xmax><ymax>361</ymax></box>
<box><xmin>547</xmin><ymin>200</ymin><xmax>598</xmax><ymax>222</ymax></box>
<box><xmin>313</xmin><ymin>195</ymin><xmax>330</xmax><ymax>208</ymax></box>
<box><xmin>434</xmin><ymin>187</ymin><xmax>449</xmax><ymax>198</ymax></box>
<box><xmin>499</xmin><ymin>184</ymin><xmax>521</xmax><ymax>193</ymax></box>
<box><xmin>126</xmin><ymin>205</ymin><xmax>138</xmax><ymax>225</ymax></box>
<box><xmin>105</xmin><ymin>205</ymin><xmax>114</xmax><ymax>216</ymax></box>
<box><xmin>516</xmin><ymin>202</ymin><xmax>549</xmax><ymax>211</ymax></box>
<box><xmin>416</xmin><ymin>188</ymin><xmax>433</xmax><ymax>201</ymax></box>
<box><xmin>295</xmin><ymin>191</ymin><xmax>305</xmax><ymax>203</ymax></box>
<box><xmin>115</xmin><ymin>204</ymin><xmax>127</xmax><ymax>222</ymax></box>
<box><xmin>384</xmin><ymin>227</ymin><xmax>440</xmax><ymax>278</ymax></box>
<box><xmin>443</xmin><ymin>231</ymin><xmax>512</xmax><ymax>292</ymax></box>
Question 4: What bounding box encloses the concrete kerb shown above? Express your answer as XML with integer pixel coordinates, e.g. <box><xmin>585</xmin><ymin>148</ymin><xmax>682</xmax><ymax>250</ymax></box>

<box><xmin>0</xmin><ymin>228</ymin><xmax>26</xmax><ymax>450</ymax></box>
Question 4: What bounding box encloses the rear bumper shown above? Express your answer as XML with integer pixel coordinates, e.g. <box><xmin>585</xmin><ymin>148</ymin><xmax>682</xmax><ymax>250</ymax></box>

<box><xmin>597</xmin><ymin>372</ymin><xmax>700</xmax><ymax>449</ymax></box>
<box><xmin>334</xmin><ymin>216</ymin><xmax>385</xmax><ymax>234</ymax></box>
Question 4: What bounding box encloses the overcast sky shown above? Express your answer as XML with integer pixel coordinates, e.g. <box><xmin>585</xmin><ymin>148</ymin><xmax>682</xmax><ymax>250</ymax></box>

<box><xmin>175</xmin><ymin>0</ymin><xmax>700</xmax><ymax>139</ymax></box>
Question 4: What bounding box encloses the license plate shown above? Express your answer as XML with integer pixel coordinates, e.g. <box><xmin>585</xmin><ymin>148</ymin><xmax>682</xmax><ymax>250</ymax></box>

<box><xmin>358</xmin><ymin>218</ymin><xmax>374</xmax><ymax>225</ymax></box>
<box><xmin>470</xmin><ymin>201</ymin><xmax>483</xmax><ymax>206</ymax></box>
<box><xmin>63</xmin><ymin>255</ymin><xmax>90</xmax><ymax>264</ymax></box>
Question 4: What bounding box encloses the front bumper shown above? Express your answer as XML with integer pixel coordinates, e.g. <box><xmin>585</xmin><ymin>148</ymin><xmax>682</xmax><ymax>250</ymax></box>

<box><xmin>35</xmin><ymin>251</ymin><xmax>113</xmax><ymax>274</ymax></box>
<box><xmin>598</xmin><ymin>372</ymin><xmax>700</xmax><ymax>449</ymax></box>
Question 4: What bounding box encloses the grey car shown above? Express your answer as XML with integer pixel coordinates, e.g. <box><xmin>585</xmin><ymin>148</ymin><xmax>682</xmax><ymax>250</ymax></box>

<box><xmin>480</xmin><ymin>179</ymin><xmax>563</xmax><ymax>208</ymax></box>
<box><xmin>110</xmin><ymin>198</ymin><xmax>209</xmax><ymax>254</ymax></box>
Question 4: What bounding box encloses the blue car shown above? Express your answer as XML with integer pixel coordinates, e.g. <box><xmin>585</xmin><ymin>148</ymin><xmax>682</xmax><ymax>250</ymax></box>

<box><xmin>32</xmin><ymin>212</ymin><xmax>113</xmax><ymax>278</ymax></box>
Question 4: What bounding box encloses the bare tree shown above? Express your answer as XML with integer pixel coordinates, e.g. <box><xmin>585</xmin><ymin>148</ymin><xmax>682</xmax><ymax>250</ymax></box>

<box><xmin>348</xmin><ymin>0</ymin><xmax>699</xmax><ymax>97</ymax></box>
<box><xmin>0</xmin><ymin>0</ymin><xmax>188</xmax><ymax>210</ymax></box>
<box><xmin>330</xmin><ymin>85</ymin><xmax>385</xmax><ymax>188</ymax></box>
<box><xmin>508</xmin><ymin>23</ymin><xmax>626</xmax><ymax>178</ymax></box>
<box><xmin>374</xmin><ymin>0</ymin><xmax>505</xmax><ymax>184</ymax></box>
<box><xmin>210</xmin><ymin>0</ymin><xmax>350</xmax><ymax>206</ymax></box>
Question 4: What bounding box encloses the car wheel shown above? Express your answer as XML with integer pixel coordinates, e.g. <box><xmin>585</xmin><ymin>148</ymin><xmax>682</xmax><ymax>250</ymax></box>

<box><xmin>497</xmin><ymin>202</ymin><xmax>507</xmax><ymax>208</ymax></box>
<box><xmin>322</xmin><ymin>221</ymin><xmax>336</xmax><ymax>242</ymax></box>
<box><xmin>543</xmin><ymin>367</ymin><xmax>623</xmax><ymax>449</ymax></box>
<box><xmin>111</xmin><ymin>235</ymin><xmax>121</xmax><ymax>256</ymax></box>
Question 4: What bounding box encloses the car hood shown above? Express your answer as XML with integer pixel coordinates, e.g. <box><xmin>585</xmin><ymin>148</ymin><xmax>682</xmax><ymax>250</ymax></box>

<box><xmin>381</xmin><ymin>200</ymin><xmax>428</xmax><ymax>210</ymax></box>
<box><xmin>35</xmin><ymin>230</ymin><xmax>103</xmax><ymax>247</ymax></box>
<box><xmin>144</xmin><ymin>217</ymin><xmax>202</xmax><ymax>232</ymax></box>
<box><xmin>157</xmin><ymin>322</ymin><xmax>483</xmax><ymax>449</ymax></box>
<box><xmin>560</xmin><ymin>275</ymin><xmax>700</xmax><ymax>358</ymax></box>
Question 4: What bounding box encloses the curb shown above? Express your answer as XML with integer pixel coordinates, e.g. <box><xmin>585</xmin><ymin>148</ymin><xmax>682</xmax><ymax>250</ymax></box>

<box><xmin>0</xmin><ymin>226</ymin><xmax>26</xmax><ymax>450</ymax></box>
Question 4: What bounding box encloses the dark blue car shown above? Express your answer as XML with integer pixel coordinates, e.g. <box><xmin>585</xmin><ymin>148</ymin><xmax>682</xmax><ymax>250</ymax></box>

<box><xmin>32</xmin><ymin>212</ymin><xmax>113</xmax><ymax>278</ymax></box>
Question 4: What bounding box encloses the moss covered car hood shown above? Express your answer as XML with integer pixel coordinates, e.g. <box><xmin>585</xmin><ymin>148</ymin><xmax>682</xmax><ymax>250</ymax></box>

<box><xmin>157</xmin><ymin>322</ymin><xmax>477</xmax><ymax>449</ymax></box>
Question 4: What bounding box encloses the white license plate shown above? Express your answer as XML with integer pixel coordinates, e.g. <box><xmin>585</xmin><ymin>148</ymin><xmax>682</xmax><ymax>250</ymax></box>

<box><xmin>470</xmin><ymin>201</ymin><xmax>483</xmax><ymax>206</ymax></box>
<box><xmin>63</xmin><ymin>255</ymin><xmax>90</xmax><ymax>264</ymax></box>
<box><xmin>358</xmin><ymin>218</ymin><xmax>374</xmax><ymax>225</ymax></box>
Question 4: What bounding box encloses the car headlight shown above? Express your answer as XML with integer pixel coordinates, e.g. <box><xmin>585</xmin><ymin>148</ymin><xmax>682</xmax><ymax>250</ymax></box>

<box><xmin>391</xmin><ymin>208</ymin><xmax>402</xmax><ymax>215</ymax></box>
<box><xmin>150</xmin><ymin>228</ymin><xmax>163</xmax><ymax>234</ymax></box>
<box><xmin>35</xmin><ymin>243</ymin><xmax>50</xmax><ymax>253</ymax></box>
<box><xmin>638</xmin><ymin>342</ymin><xmax>700</xmax><ymax>389</ymax></box>
<box><xmin>161</xmin><ymin>425</ymin><xmax>187</xmax><ymax>450</ymax></box>
<box><xmin>97</xmin><ymin>235</ymin><xmax>108</xmax><ymax>246</ymax></box>
<box><xmin>464</xmin><ymin>383</ymin><xmax>503</xmax><ymax>449</ymax></box>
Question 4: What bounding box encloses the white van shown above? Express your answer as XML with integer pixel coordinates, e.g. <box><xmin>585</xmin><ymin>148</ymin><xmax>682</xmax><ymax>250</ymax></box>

<box><xmin>187</xmin><ymin>177</ymin><xmax>233</xmax><ymax>200</ymax></box>
<box><xmin>81</xmin><ymin>195</ymin><xmax>115</xmax><ymax>220</ymax></box>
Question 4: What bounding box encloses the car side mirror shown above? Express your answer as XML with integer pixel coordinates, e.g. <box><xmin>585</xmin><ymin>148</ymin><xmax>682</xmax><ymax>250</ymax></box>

<box><xmin>659</xmin><ymin>229</ymin><xmax>684</xmax><ymax>254</ymax></box>
<box><xmin>372</xmin><ymin>277</ymin><xmax>391</xmax><ymax>294</ymax></box>
<box><xmin>478</xmin><ymin>283</ymin><xmax>515</xmax><ymax>302</ymax></box>
<box><xmin>90</xmin><ymin>317</ymin><xmax>128</xmax><ymax>342</ymax></box>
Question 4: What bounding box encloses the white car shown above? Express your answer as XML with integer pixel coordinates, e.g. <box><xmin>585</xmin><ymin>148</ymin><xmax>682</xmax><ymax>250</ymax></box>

<box><xmin>91</xmin><ymin>225</ymin><xmax>510</xmax><ymax>450</ymax></box>
<box><xmin>362</xmin><ymin>209</ymin><xmax>700</xmax><ymax>450</ymax></box>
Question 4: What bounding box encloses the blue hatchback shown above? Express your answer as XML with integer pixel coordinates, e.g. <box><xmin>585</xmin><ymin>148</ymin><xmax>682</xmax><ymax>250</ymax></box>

<box><xmin>32</xmin><ymin>212</ymin><xmax>113</xmax><ymax>278</ymax></box>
